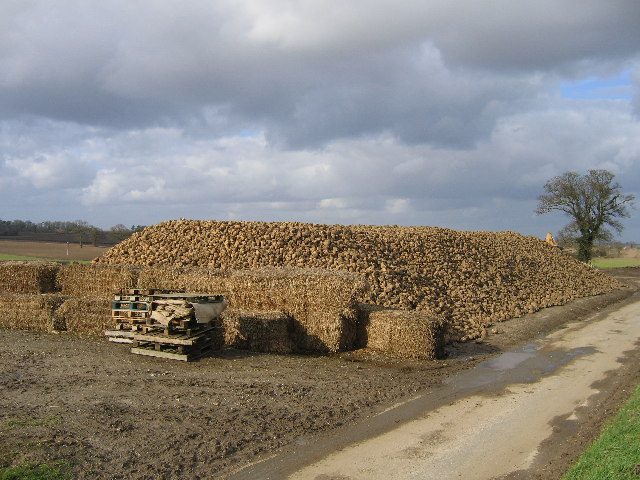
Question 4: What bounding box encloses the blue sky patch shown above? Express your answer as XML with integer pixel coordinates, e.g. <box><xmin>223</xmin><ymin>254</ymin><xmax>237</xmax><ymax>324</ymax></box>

<box><xmin>561</xmin><ymin>71</ymin><xmax>633</xmax><ymax>100</ymax></box>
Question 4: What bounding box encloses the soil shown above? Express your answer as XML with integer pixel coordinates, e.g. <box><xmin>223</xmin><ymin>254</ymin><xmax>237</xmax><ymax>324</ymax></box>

<box><xmin>0</xmin><ymin>269</ymin><xmax>638</xmax><ymax>479</ymax></box>
<box><xmin>0</xmin><ymin>240</ymin><xmax>107</xmax><ymax>261</ymax></box>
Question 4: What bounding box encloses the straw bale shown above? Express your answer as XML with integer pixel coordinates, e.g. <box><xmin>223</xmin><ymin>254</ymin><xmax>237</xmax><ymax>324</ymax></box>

<box><xmin>222</xmin><ymin>309</ymin><xmax>293</xmax><ymax>353</ymax></box>
<box><xmin>56</xmin><ymin>296</ymin><xmax>113</xmax><ymax>336</ymax></box>
<box><xmin>362</xmin><ymin>307</ymin><xmax>446</xmax><ymax>360</ymax></box>
<box><xmin>137</xmin><ymin>266</ymin><xmax>365</xmax><ymax>353</ymax></box>
<box><xmin>137</xmin><ymin>265</ymin><xmax>230</xmax><ymax>294</ymax></box>
<box><xmin>222</xmin><ymin>268</ymin><xmax>363</xmax><ymax>353</ymax></box>
<box><xmin>96</xmin><ymin>219</ymin><xmax>621</xmax><ymax>341</ymax></box>
<box><xmin>210</xmin><ymin>326</ymin><xmax>224</xmax><ymax>351</ymax></box>
<box><xmin>57</xmin><ymin>264</ymin><xmax>138</xmax><ymax>297</ymax></box>
<box><xmin>0</xmin><ymin>261</ymin><xmax>60</xmax><ymax>294</ymax></box>
<box><xmin>0</xmin><ymin>293</ymin><xmax>66</xmax><ymax>332</ymax></box>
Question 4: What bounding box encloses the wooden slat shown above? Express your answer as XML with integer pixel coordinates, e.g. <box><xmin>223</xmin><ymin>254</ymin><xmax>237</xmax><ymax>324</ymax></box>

<box><xmin>133</xmin><ymin>333</ymin><xmax>199</xmax><ymax>346</ymax></box>
<box><xmin>131</xmin><ymin>347</ymin><xmax>191</xmax><ymax>361</ymax></box>
<box><xmin>108</xmin><ymin>337</ymin><xmax>133</xmax><ymax>344</ymax></box>
<box><xmin>104</xmin><ymin>329</ymin><xmax>135</xmax><ymax>339</ymax></box>
<box><xmin>132</xmin><ymin>326</ymin><xmax>218</xmax><ymax>346</ymax></box>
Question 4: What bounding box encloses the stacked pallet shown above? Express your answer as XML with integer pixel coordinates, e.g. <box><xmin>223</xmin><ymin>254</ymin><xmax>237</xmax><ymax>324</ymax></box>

<box><xmin>106</xmin><ymin>289</ymin><xmax>225</xmax><ymax>361</ymax></box>
<box><xmin>111</xmin><ymin>290</ymin><xmax>153</xmax><ymax>331</ymax></box>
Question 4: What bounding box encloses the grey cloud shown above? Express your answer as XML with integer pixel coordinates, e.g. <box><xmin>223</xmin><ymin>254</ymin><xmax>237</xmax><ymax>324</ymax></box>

<box><xmin>633</xmin><ymin>68</ymin><xmax>640</xmax><ymax>115</ymax></box>
<box><xmin>1</xmin><ymin>1</ymin><xmax>639</xmax><ymax>149</ymax></box>
<box><xmin>264</xmin><ymin>45</ymin><xmax>539</xmax><ymax>148</ymax></box>
<box><xmin>429</xmin><ymin>1</ymin><xmax>640</xmax><ymax>72</ymax></box>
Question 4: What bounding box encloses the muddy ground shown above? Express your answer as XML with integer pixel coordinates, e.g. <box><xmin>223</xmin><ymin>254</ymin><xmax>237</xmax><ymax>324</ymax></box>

<box><xmin>0</xmin><ymin>269</ymin><xmax>638</xmax><ymax>479</ymax></box>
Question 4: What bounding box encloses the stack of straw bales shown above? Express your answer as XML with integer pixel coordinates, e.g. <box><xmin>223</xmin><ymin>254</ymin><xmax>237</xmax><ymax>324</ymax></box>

<box><xmin>0</xmin><ymin>261</ymin><xmax>64</xmax><ymax>332</ymax></box>
<box><xmin>96</xmin><ymin>220</ymin><xmax>621</xmax><ymax>340</ymax></box>
<box><xmin>0</xmin><ymin>293</ymin><xmax>65</xmax><ymax>332</ymax></box>
<box><xmin>138</xmin><ymin>266</ymin><xmax>365</xmax><ymax>352</ymax></box>
<box><xmin>53</xmin><ymin>264</ymin><xmax>139</xmax><ymax>335</ymax></box>
<box><xmin>360</xmin><ymin>306</ymin><xmax>446</xmax><ymax>359</ymax></box>
<box><xmin>57</xmin><ymin>264</ymin><xmax>138</xmax><ymax>297</ymax></box>
<box><xmin>223</xmin><ymin>309</ymin><xmax>293</xmax><ymax>353</ymax></box>
<box><xmin>0</xmin><ymin>261</ymin><xmax>59</xmax><ymax>294</ymax></box>
<box><xmin>56</xmin><ymin>297</ymin><xmax>113</xmax><ymax>336</ymax></box>
<box><xmin>0</xmin><ymin>263</ymin><xmax>135</xmax><ymax>336</ymax></box>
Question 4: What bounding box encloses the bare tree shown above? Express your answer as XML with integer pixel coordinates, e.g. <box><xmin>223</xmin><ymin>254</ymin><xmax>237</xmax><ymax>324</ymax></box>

<box><xmin>110</xmin><ymin>224</ymin><xmax>131</xmax><ymax>242</ymax></box>
<box><xmin>536</xmin><ymin>170</ymin><xmax>634</xmax><ymax>262</ymax></box>
<box><xmin>72</xmin><ymin>220</ymin><xmax>90</xmax><ymax>248</ymax></box>
<box><xmin>90</xmin><ymin>227</ymin><xmax>100</xmax><ymax>246</ymax></box>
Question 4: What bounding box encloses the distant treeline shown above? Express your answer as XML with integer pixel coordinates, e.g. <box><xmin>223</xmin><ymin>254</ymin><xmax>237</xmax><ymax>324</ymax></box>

<box><xmin>0</xmin><ymin>219</ymin><xmax>146</xmax><ymax>246</ymax></box>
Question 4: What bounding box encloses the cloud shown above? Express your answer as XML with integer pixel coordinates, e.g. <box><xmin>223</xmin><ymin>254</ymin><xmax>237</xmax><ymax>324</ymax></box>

<box><xmin>15</xmin><ymin>99</ymin><xmax>628</xmax><ymax>218</ymax></box>
<box><xmin>426</xmin><ymin>1</ymin><xmax>640</xmax><ymax>72</ymax></box>
<box><xmin>6</xmin><ymin>153</ymin><xmax>88</xmax><ymax>189</ymax></box>
<box><xmin>0</xmin><ymin>2</ymin><xmax>639</xmax><ymax>239</ymax></box>
<box><xmin>385</xmin><ymin>198</ymin><xmax>410</xmax><ymax>214</ymax></box>
<box><xmin>1</xmin><ymin>1</ymin><xmax>638</xmax><ymax>147</ymax></box>
<box><xmin>633</xmin><ymin>67</ymin><xmax>640</xmax><ymax>115</ymax></box>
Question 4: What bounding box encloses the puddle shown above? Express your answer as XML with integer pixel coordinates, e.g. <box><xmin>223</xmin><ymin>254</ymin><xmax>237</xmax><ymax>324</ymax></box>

<box><xmin>484</xmin><ymin>343</ymin><xmax>537</xmax><ymax>371</ymax></box>
<box><xmin>445</xmin><ymin>343</ymin><xmax>598</xmax><ymax>392</ymax></box>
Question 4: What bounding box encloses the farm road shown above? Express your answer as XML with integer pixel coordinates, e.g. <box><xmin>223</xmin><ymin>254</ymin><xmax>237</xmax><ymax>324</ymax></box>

<box><xmin>239</xmin><ymin>290</ymin><xmax>640</xmax><ymax>479</ymax></box>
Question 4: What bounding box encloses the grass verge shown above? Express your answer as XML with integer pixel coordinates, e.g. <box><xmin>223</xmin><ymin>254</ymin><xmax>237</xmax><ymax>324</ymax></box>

<box><xmin>563</xmin><ymin>383</ymin><xmax>640</xmax><ymax>479</ymax></box>
<box><xmin>0</xmin><ymin>462</ymin><xmax>70</xmax><ymax>480</ymax></box>
<box><xmin>591</xmin><ymin>257</ymin><xmax>640</xmax><ymax>269</ymax></box>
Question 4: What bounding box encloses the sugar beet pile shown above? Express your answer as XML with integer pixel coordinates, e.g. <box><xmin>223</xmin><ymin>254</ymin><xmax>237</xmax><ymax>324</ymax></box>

<box><xmin>96</xmin><ymin>220</ymin><xmax>620</xmax><ymax>340</ymax></box>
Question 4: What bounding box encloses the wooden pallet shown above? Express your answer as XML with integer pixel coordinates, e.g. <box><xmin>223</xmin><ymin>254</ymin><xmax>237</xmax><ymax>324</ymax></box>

<box><xmin>121</xmin><ymin>288</ymin><xmax>185</xmax><ymax>296</ymax></box>
<box><xmin>130</xmin><ymin>326</ymin><xmax>221</xmax><ymax>361</ymax></box>
<box><xmin>112</xmin><ymin>310</ymin><xmax>151</xmax><ymax>320</ymax></box>
<box><xmin>111</xmin><ymin>300</ymin><xmax>151</xmax><ymax>311</ymax></box>
<box><xmin>130</xmin><ymin>340</ymin><xmax>215</xmax><ymax>361</ymax></box>
<box><xmin>104</xmin><ymin>329</ymin><xmax>135</xmax><ymax>344</ymax></box>
<box><xmin>113</xmin><ymin>321</ymin><xmax>150</xmax><ymax>332</ymax></box>
<box><xmin>113</xmin><ymin>294</ymin><xmax>152</xmax><ymax>302</ymax></box>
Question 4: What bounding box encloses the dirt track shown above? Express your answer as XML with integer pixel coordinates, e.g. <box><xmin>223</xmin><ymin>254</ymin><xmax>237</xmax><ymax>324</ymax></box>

<box><xmin>0</xmin><ymin>270</ymin><xmax>637</xmax><ymax>479</ymax></box>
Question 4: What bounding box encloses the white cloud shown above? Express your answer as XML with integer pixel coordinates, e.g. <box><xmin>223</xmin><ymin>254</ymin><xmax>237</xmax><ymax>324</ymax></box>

<box><xmin>5</xmin><ymin>152</ymin><xmax>92</xmax><ymax>189</ymax></box>
<box><xmin>385</xmin><ymin>198</ymin><xmax>410</xmax><ymax>214</ymax></box>
<box><xmin>319</xmin><ymin>198</ymin><xmax>348</xmax><ymax>210</ymax></box>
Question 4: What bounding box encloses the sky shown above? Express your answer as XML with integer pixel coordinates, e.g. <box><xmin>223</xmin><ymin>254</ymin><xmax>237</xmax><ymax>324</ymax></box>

<box><xmin>1</xmin><ymin>1</ymin><xmax>640</xmax><ymax>240</ymax></box>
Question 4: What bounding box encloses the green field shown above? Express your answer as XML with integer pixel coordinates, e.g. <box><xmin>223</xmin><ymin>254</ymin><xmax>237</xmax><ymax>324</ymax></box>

<box><xmin>0</xmin><ymin>254</ymin><xmax>90</xmax><ymax>264</ymax></box>
<box><xmin>0</xmin><ymin>254</ymin><xmax>56</xmax><ymax>262</ymax></box>
<box><xmin>563</xmin><ymin>384</ymin><xmax>640</xmax><ymax>479</ymax></box>
<box><xmin>591</xmin><ymin>257</ymin><xmax>640</xmax><ymax>269</ymax></box>
<box><xmin>0</xmin><ymin>462</ymin><xmax>70</xmax><ymax>480</ymax></box>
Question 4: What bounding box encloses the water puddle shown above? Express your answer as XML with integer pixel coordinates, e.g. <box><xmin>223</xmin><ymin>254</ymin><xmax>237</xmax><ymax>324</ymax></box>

<box><xmin>484</xmin><ymin>343</ymin><xmax>537</xmax><ymax>371</ymax></box>
<box><xmin>445</xmin><ymin>343</ymin><xmax>598</xmax><ymax>392</ymax></box>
